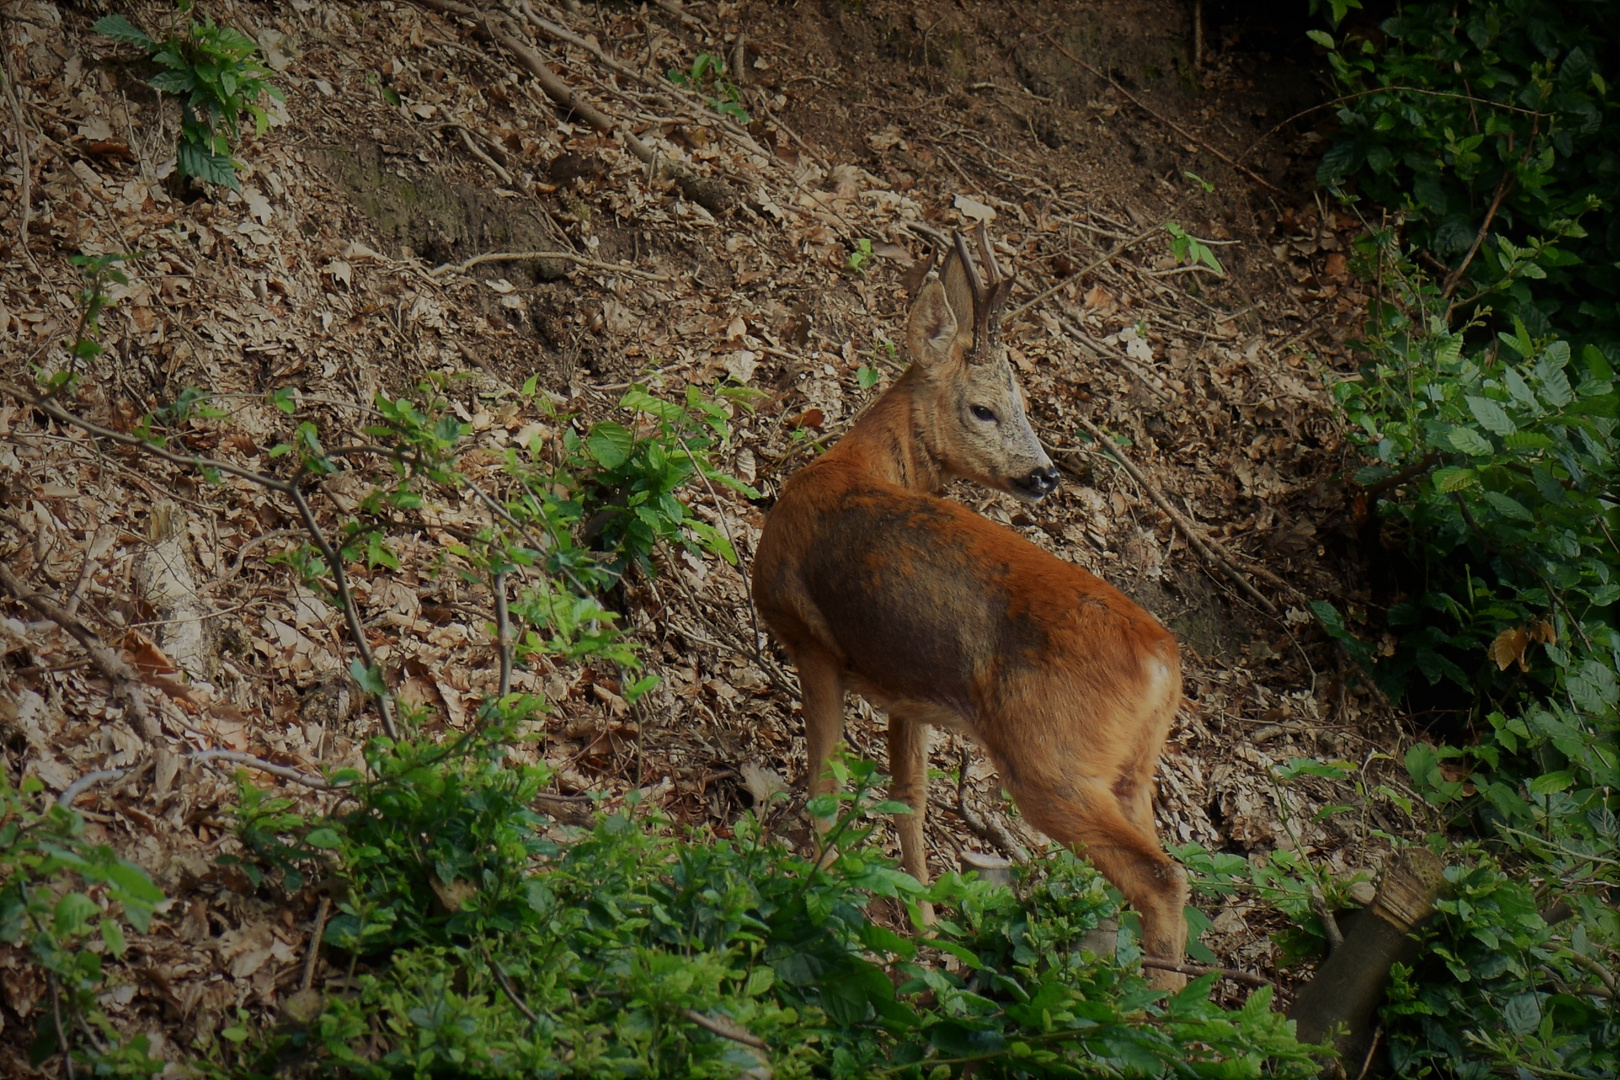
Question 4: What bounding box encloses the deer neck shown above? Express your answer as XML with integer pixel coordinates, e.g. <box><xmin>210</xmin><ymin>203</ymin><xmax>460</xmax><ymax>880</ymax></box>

<box><xmin>823</xmin><ymin>369</ymin><xmax>948</xmax><ymax>495</ymax></box>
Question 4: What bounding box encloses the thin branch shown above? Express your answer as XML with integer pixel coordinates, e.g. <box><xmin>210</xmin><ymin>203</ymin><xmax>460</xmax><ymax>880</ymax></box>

<box><xmin>57</xmin><ymin>769</ymin><xmax>129</xmax><ymax>808</ymax></box>
<box><xmin>1005</xmin><ymin>224</ymin><xmax>1162</xmax><ymax>324</ymax></box>
<box><xmin>1441</xmin><ymin>167</ymin><xmax>1516</xmax><ymax>304</ymax></box>
<box><xmin>453</xmin><ymin>122</ymin><xmax>512</xmax><ymax>185</ymax></box>
<box><xmin>300</xmin><ymin>897</ymin><xmax>331</xmax><ymax>992</ymax></box>
<box><xmin>189</xmin><ymin>750</ymin><xmax>335</xmax><ymax>789</ymax></box>
<box><xmin>429</xmin><ymin>248</ymin><xmax>670</xmax><ymax>280</ymax></box>
<box><xmin>1063</xmin><ymin>417</ymin><xmax>1283</xmax><ymax>618</ymax></box>
<box><xmin>47</xmin><ymin>971</ymin><xmax>75</xmax><ymax>1080</ymax></box>
<box><xmin>493</xmin><ymin>569</ymin><xmax>513</xmax><ymax>697</ymax></box>
<box><xmin>1139</xmin><ymin>956</ymin><xmax>1279</xmax><ymax>989</ymax></box>
<box><xmin>0</xmin><ymin>563</ymin><xmax>160</xmax><ymax>739</ymax></box>
<box><xmin>682</xmin><ymin>1008</ymin><xmax>769</xmax><ymax>1050</ymax></box>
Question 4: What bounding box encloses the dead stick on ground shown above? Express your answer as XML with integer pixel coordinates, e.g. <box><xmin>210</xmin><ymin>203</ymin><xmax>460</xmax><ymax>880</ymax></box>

<box><xmin>5</xmin><ymin>386</ymin><xmax>400</xmax><ymax>739</ymax></box>
<box><xmin>301</xmin><ymin>897</ymin><xmax>331</xmax><ymax>992</ymax></box>
<box><xmin>1062</xmin><ymin>417</ymin><xmax>1283</xmax><ymax>618</ymax></box>
<box><xmin>1005</xmin><ymin>224</ymin><xmax>1162</xmax><ymax>324</ymax></box>
<box><xmin>1140</xmin><ymin>956</ymin><xmax>1280</xmax><ymax>990</ymax></box>
<box><xmin>190</xmin><ymin>749</ymin><xmax>334</xmax><ymax>790</ymax></box>
<box><xmin>430</xmin><ymin>249</ymin><xmax>670</xmax><ymax>280</ymax></box>
<box><xmin>0</xmin><ymin>564</ymin><xmax>161</xmax><ymax>739</ymax></box>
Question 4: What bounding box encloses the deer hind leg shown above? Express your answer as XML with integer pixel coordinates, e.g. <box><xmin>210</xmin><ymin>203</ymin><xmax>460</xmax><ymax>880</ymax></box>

<box><xmin>795</xmin><ymin>648</ymin><xmax>846</xmax><ymax>861</ymax></box>
<box><xmin>887</xmin><ymin>712</ymin><xmax>936</xmax><ymax>924</ymax></box>
<box><xmin>1009</xmin><ymin>777</ymin><xmax>1189</xmax><ymax>990</ymax></box>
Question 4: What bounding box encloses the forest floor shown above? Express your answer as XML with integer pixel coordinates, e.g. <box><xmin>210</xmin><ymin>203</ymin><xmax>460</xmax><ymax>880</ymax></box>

<box><xmin>0</xmin><ymin>0</ymin><xmax>1431</xmax><ymax>1068</ymax></box>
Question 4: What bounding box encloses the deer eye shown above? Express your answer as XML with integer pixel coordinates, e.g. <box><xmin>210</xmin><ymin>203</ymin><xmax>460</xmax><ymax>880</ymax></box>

<box><xmin>970</xmin><ymin>405</ymin><xmax>997</xmax><ymax>423</ymax></box>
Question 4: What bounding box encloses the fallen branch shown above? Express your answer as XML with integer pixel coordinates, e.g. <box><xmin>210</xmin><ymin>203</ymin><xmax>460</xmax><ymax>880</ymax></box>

<box><xmin>453</xmin><ymin>123</ymin><xmax>512</xmax><ymax>185</ymax></box>
<box><xmin>429</xmin><ymin>248</ymin><xmax>670</xmax><ymax>280</ymax></box>
<box><xmin>1140</xmin><ymin>956</ymin><xmax>1280</xmax><ymax>990</ymax></box>
<box><xmin>57</xmin><ymin>768</ymin><xmax>131</xmax><ymax>808</ymax></box>
<box><xmin>189</xmin><ymin>749</ymin><xmax>334</xmax><ymax>789</ymax></box>
<box><xmin>1005</xmin><ymin>223</ymin><xmax>1162</xmax><ymax>324</ymax></box>
<box><xmin>956</xmin><ymin>744</ymin><xmax>1029</xmax><ymax>863</ymax></box>
<box><xmin>0</xmin><ymin>563</ymin><xmax>160</xmax><ymax>739</ymax></box>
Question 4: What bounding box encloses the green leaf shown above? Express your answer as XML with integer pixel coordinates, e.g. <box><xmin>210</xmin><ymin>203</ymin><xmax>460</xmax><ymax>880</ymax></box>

<box><xmin>100</xmin><ymin>918</ymin><xmax>127</xmax><ymax>957</ymax></box>
<box><xmin>93</xmin><ymin>14</ymin><xmax>155</xmax><ymax>49</ymax></box>
<box><xmin>586</xmin><ymin>422</ymin><xmax>634</xmax><ymax>469</ymax></box>
<box><xmin>1432</xmin><ymin>466</ymin><xmax>1478</xmax><ymax>492</ymax></box>
<box><xmin>54</xmin><ymin>892</ymin><xmax>99</xmax><ymax>937</ymax></box>
<box><xmin>1526</xmin><ymin>771</ymin><xmax>1573</xmax><ymax>794</ymax></box>
<box><xmin>1447</xmin><ymin>426</ymin><xmax>1494</xmax><ymax>455</ymax></box>
<box><xmin>305</xmin><ymin>828</ymin><xmax>343</xmax><ymax>849</ymax></box>
<box><xmin>1307</xmin><ymin>29</ymin><xmax>1335</xmax><ymax>49</ymax></box>
<box><xmin>1466</xmin><ymin>395</ymin><xmax>1517</xmax><ymax>436</ymax></box>
<box><xmin>1481</xmin><ymin>491</ymin><xmax>1533</xmax><ymax>521</ymax></box>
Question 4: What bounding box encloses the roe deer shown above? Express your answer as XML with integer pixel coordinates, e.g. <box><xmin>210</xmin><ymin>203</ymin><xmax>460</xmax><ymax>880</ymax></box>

<box><xmin>752</xmin><ymin>226</ymin><xmax>1189</xmax><ymax>988</ymax></box>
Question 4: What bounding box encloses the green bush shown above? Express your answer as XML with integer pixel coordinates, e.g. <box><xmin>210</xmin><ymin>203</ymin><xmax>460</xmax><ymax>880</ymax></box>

<box><xmin>95</xmin><ymin>13</ymin><xmax>283</xmax><ymax>190</ymax></box>
<box><xmin>1315</xmin><ymin>0</ymin><xmax>1617</xmax><ymax>346</ymax></box>
<box><xmin>0</xmin><ymin>773</ymin><xmax>165</xmax><ymax>1077</ymax></box>
<box><xmin>1311</xmin><ymin>3</ymin><xmax>1619</xmax><ymax>1076</ymax></box>
<box><xmin>217</xmin><ymin>733</ymin><xmax>1325</xmax><ymax>1078</ymax></box>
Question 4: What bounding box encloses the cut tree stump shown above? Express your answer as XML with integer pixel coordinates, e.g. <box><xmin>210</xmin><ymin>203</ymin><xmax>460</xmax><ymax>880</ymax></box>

<box><xmin>1288</xmin><ymin>848</ymin><xmax>1447</xmax><ymax>1079</ymax></box>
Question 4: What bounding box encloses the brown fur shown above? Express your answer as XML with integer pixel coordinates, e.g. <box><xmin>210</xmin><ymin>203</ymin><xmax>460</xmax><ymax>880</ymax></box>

<box><xmin>752</xmin><ymin>246</ymin><xmax>1189</xmax><ymax>989</ymax></box>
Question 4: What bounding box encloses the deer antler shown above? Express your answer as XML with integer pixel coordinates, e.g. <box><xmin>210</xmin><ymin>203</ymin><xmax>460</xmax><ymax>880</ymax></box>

<box><xmin>952</xmin><ymin>225</ymin><xmax>1016</xmax><ymax>359</ymax></box>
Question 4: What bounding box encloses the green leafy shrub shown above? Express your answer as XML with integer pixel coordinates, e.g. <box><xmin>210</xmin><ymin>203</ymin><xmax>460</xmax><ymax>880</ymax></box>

<box><xmin>1314</xmin><ymin>0</ymin><xmax>1616</xmax><ymax>345</ymax></box>
<box><xmin>94</xmin><ymin>13</ymin><xmax>283</xmax><ymax>189</ymax></box>
<box><xmin>1309</xmin><ymin>3</ymin><xmax>1619</xmax><ymax>1075</ymax></box>
<box><xmin>0</xmin><ymin>773</ymin><xmax>165</xmax><ymax>1077</ymax></box>
<box><xmin>218</xmin><ymin>737</ymin><xmax>1325</xmax><ymax>1078</ymax></box>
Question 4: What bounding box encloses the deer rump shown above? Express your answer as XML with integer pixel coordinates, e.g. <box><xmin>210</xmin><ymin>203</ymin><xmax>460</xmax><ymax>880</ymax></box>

<box><xmin>756</xmin><ymin>458</ymin><xmax>1180</xmax><ymax>802</ymax></box>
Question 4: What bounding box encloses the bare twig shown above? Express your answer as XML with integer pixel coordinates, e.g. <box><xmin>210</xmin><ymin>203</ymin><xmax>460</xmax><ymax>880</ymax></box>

<box><xmin>1062</xmin><ymin>417</ymin><xmax>1284</xmax><ymax>618</ymax></box>
<box><xmin>1140</xmin><ymin>956</ymin><xmax>1280</xmax><ymax>989</ymax></box>
<box><xmin>682</xmin><ymin>1008</ymin><xmax>769</xmax><ymax>1050</ymax></box>
<box><xmin>1441</xmin><ymin>167</ymin><xmax>1516</xmax><ymax>304</ymax></box>
<box><xmin>0</xmin><ymin>563</ymin><xmax>159</xmax><ymax>738</ymax></box>
<box><xmin>493</xmin><ymin>569</ymin><xmax>513</xmax><ymax>697</ymax></box>
<box><xmin>0</xmin><ymin>17</ymin><xmax>41</xmax><ymax>277</ymax></box>
<box><xmin>429</xmin><ymin>248</ymin><xmax>670</xmax><ymax>280</ymax></box>
<box><xmin>56</xmin><ymin>769</ymin><xmax>130</xmax><ymax>808</ymax></box>
<box><xmin>1005</xmin><ymin>224</ymin><xmax>1162</xmax><ymax>324</ymax></box>
<box><xmin>453</xmin><ymin>123</ymin><xmax>513</xmax><ymax>185</ymax></box>
<box><xmin>189</xmin><ymin>749</ymin><xmax>334</xmax><ymax>789</ymax></box>
<box><xmin>300</xmin><ymin>897</ymin><xmax>331</xmax><ymax>992</ymax></box>
<box><xmin>47</xmin><ymin>971</ymin><xmax>75</xmax><ymax>1080</ymax></box>
<box><xmin>490</xmin><ymin>958</ymin><xmax>542</xmax><ymax>1025</ymax></box>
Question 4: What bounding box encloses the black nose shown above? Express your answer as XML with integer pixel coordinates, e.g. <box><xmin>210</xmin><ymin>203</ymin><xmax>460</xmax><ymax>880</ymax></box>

<box><xmin>1016</xmin><ymin>467</ymin><xmax>1061</xmax><ymax>499</ymax></box>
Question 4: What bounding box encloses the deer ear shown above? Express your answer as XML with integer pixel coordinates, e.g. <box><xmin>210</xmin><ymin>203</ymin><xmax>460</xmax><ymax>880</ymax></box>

<box><xmin>939</xmin><ymin>246</ymin><xmax>977</xmax><ymax>352</ymax></box>
<box><xmin>907</xmin><ymin>279</ymin><xmax>958</xmax><ymax>369</ymax></box>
